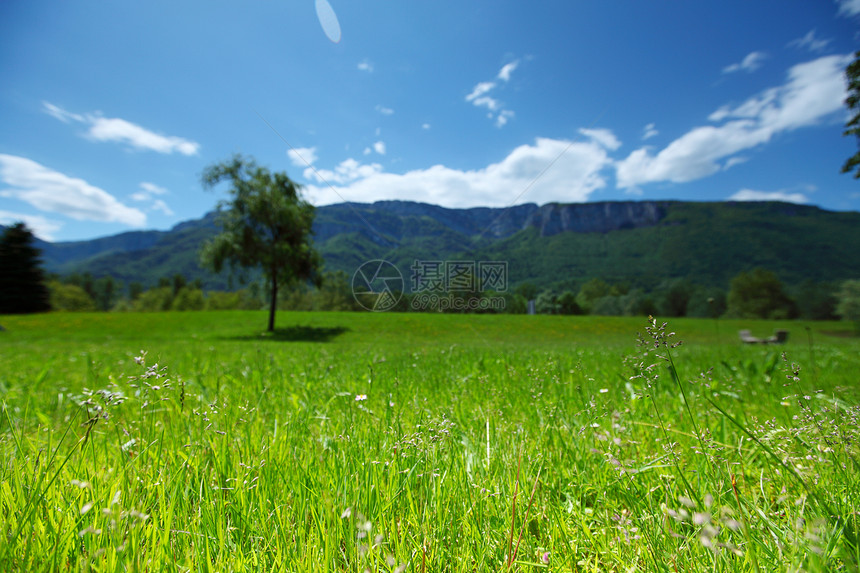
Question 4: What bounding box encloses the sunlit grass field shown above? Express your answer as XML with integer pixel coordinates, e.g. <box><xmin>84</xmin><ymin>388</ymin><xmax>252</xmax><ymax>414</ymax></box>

<box><xmin>1</xmin><ymin>311</ymin><xmax>859</xmax><ymax>571</ymax></box>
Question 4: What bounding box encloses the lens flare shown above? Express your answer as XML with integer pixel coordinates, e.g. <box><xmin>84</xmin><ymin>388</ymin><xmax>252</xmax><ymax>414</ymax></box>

<box><xmin>315</xmin><ymin>0</ymin><xmax>341</xmax><ymax>43</ymax></box>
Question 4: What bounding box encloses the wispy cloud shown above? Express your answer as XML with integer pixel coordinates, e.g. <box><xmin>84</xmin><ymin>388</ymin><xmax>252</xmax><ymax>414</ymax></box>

<box><xmin>836</xmin><ymin>0</ymin><xmax>860</xmax><ymax>17</ymax></box>
<box><xmin>788</xmin><ymin>29</ymin><xmax>832</xmax><ymax>53</ymax></box>
<box><xmin>150</xmin><ymin>199</ymin><xmax>174</xmax><ymax>216</ymax></box>
<box><xmin>373</xmin><ymin>141</ymin><xmax>386</xmax><ymax>155</ymax></box>
<box><xmin>495</xmin><ymin>110</ymin><xmax>514</xmax><ymax>128</ymax></box>
<box><xmin>139</xmin><ymin>182</ymin><xmax>168</xmax><ymax>195</ymax></box>
<box><xmin>497</xmin><ymin>60</ymin><xmax>519</xmax><ymax>82</ymax></box>
<box><xmin>357</xmin><ymin>59</ymin><xmax>374</xmax><ymax>72</ymax></box>
<box><xmin>465</xmin><ymin>60</ymin><xmax>520</xmax><ymax>128</ymax></box>
<box><xmin>131</xmin><ymin>182</ymin><xmax>174</xmax><ymax>215</ymax></box>
<box><xmin>43</xmin><ymin>102</ymin><xmax>84</xmax><ymax>123</ymax></box>
<box><xmin>466</xmin><ymin>82</ymin><xmax>497</xmax><ymax>103</ymax></box>
<box><xmin>288</xmin><ymin>146</ymin><xmax>318</xmax><ymax>167</ymax></box>
<box><xmin>617</xmin><ymin>54</ymin><xmax>851</xmax><ymax>189</ymax></box>
<box><xmin>303</xmin><ymin>135</ymin><xmax>617</xmax><ymax>208</ymax></box>
<box><xmin>642</xmin><ymin>123</ymin><xmax>659</xmax><ymax>140</ymax></box>
<box><xmin>728</xmin><ymin>189</ymin><xmax>809</xmax><ymax>204</ymax></box>
<box><xmin>579</xmin><ymin>128</ymin><xmax>621</xmax><ymax>151</ymax></box>
<box><xmin>375</xmin><ymin>105</ymin><xmax>394</xmax><ymax>116</ymax></box>
<box><xmin>421</xmin><ymin>123</ymin><xmax>431</xmax><ymax>130</ymax></box>
<box><xmin>0</xmin><ymin>210</ymin><xmax>63</xmax><ymax>241</ymax></box>
<box><xmin>722</xmin><ymin>51</ymin><xmax>767</xmax><ymax>74</ymax></box>
<box><xmin>42</xmin><ymin>102</ymin><xmax>199</xmax><ymax>155</ymax></box>
<box><xmin>0</xmin><ymin>154</ymin><xmax>146</xmax><ymax>226</ymax></box>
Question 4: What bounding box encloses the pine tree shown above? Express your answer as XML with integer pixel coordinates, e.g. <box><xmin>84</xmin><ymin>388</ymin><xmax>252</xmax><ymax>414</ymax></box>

<box><xmin>0</xmin><ymin>222</ymin><xmax>52</xmax><ymax>314</ymax></box>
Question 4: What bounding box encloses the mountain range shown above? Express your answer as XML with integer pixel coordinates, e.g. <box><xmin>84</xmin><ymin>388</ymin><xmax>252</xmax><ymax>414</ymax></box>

<box><xmin>9</xmin><ymin>200</ymin><xmax>860</xmax><ymax>293</ymax></box>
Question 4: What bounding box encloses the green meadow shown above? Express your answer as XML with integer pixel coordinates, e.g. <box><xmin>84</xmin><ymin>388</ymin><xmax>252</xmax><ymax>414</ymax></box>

<box><xmin>1</xmin><ymin>311</ymin><xmax>858</xmax><ymax>571</ymax></box>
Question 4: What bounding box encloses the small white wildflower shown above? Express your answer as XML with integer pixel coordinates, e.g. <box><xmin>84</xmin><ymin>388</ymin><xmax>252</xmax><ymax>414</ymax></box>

<box><xmin>599</xmin><ymin>388</ymin><xmax>609</xmax><ymax>394</ymax></box>
<box><xmin>679</xmin><ymin>496</ymin><xmax>695</xmax><ymax>508</ymax></box>
<box><xmin>80</xmin><ymin>501</ymin><xmax>94</xmax><ymax>515</ymax></box>
<box><xmin>341</xmin><ymin>507</ymin><xmax>352</xmax><ymax>519</ymax></box>
<box><xmin>355</xmin><ymin>394</ymin><xmax>367</xmax><ymax>402</ymax></box>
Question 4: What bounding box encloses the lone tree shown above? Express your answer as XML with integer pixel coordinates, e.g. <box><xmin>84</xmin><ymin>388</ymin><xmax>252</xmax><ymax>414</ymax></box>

<box><xmin>201</xmin><ymin>155</ymin><xmax>321</xmax><ymax>332</ymax></box>
<box><xmin>842</xmin><ymin>50</ymin><xmax>860</xmax><ymax>178</ymax></box>
<box><xmin>0</xmin><ymin>222</ymin><xmax>51</xmax><ymax>314</ymax></box>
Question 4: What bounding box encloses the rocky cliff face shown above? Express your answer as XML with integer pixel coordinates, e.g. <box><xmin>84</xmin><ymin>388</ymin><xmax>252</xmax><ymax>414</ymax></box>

<box><xmin>524</xmin><ymin>201</ymin><xmax>670</xmax><ymax>236</ymax></box>
<box><xmin>314</xmin><ymin>200</ymin><xmax>668</xmax><ymax>242</ymax></box>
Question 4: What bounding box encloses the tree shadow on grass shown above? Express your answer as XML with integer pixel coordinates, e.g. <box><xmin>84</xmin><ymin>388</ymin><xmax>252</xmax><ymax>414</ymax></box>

<box><xmin>225</xmin><ymin>325</ymin><xmax>350</xmax><ymax>343</ymax></box>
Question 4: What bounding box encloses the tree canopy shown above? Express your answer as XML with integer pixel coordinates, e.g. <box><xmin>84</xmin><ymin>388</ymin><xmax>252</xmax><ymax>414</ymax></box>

<box><xmin>726</xmin><ymin>268</ymin><xmax>797</xmax><ymax>319</ymax></box>
<box><xmin>0</xmin><ymin>222</ymin><xmax>51</xmax><ymax>314</ymax></box>
<box><xmin>200</xmin><ymin>155</ymin><xmax>321</xmax><ymax>331</ymax></box>
<box><xmin>842</xmin><ymin>51</ymin><xmax>860</xmax><ymax>178</ymax></box>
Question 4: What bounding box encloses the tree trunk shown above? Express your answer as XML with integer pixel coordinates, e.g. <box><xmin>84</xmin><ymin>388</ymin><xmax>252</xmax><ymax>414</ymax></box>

<box><xmin>268</xmin><ymin>275</ymin><xmax>278</xmax><ymax>332</ymax></box>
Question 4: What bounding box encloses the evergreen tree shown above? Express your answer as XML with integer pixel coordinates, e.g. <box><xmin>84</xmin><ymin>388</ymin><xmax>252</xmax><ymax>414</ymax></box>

<box><xmin>0</xmin><ymin>222</ymin><xmax>51</xmax><ymax>314</ymax></box>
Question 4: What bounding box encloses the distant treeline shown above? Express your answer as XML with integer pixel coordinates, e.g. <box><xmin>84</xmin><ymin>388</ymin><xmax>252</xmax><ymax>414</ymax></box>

<box><xmin>44</xmin><ymin>268</ymin><xmax>856</xmax><ymax>322</ymax></box>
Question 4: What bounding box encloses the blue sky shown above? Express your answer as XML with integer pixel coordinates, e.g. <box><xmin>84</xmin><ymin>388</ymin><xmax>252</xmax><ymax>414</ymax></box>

<box><xmin>1</xmin><ymin>0</ymin><xmax>859</xmax><ymax>242</ymax></box>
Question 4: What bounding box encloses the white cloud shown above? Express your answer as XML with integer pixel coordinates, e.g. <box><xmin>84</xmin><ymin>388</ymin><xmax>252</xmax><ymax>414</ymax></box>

<box><xmin>42</xmin><ymin>102</ymin><xmax>199</xmax><ymax>155</ymax></box>
<box><xmin>357</xmin><ymin>59</ymin><xmax>374</xmax><ymax>72</ymax></box>
<box><xmin>422</xmin><ymin>123</ymin><xmax>431</xmax><ymax>130</ymax></box>
<box><xmin>642</xmin><ymin>123</ymin><xmax>659</xmax><ymax>140</ymax></box>
<box><xmin>42</xmin><ymin>101</ymin><xmax>84</xmax><ymax>123</ymax></box>
<box><xmin>373</xmin><ymin>141</ymin><xmax>386</xmax><ymax>155</ymax></box>
<box><xmin>473</xmin><ymin>96</ymin><xmax>501</xmax><ymax>112</ymax></box>
<box><xmin>150</xmin><ymin>199</ymin><xmax>174</xmax><ymax>216</ymax></box>
<box><xmin>0</xmin><ymin>154</ymin><xmax>146</xmax><ymax>226</ymax></box>
<box><xmin>375</xmin><ymin>105</ymin><xmax>394</xmax><ymax>116</ymax></box>
<box><xmin>0</xmin><ymin>210</ymin><xmax>63</xmax><ymax>241</ymax></box>
<box><xmin>788</xmin><ymin>30</ymin><xmax>831</xmax><ymax>53</ymax></box>
<box><xmin>466</xmin><ymin>63</ymin><xmax>520</xmax><ymax>128</ymax></box>
<box><xmin>288</xmin><ymin>146</ymin><xmax>318</xmax><ymax>167</ymax></box>
<box><xmin>304</xmin><ymin>158</ymin><xmax>384</xmax><ymax>185</ymax></box>
<box><xmin>723</xmin><ymin>52</ymin><xmax>767</xmax><ymax>74</ymax></box>
<box><xmin>837</xmin><ymin>0</ymin><xmax>860</xmax><ymax>16</ymax></box>
<box><xmin>140</xmin><ymin>182</ymin><xmax>168</xmax><ymax>195</ymax></box>
<box><xmin>728</xmin><ymin>189</ymin><xmax>809</xmax><ymax>204</ymax></box>
<box><xmin>87</xmin><ymin>117</ymin><xmax>199</xmax><ymax>155</ymax></box>
<box><xmin>497</xmin><ymin>60</ymin><xmax>519</xmax><ymax>82</ymax></box>
<box><xmin>495</xmin><ymin>110</ymin><xmax>515</xmax><ymax>127</ymax></box>
<box><xmin>617</xmin><ymin>54</ymin><xmax>852</xmax><ymax>189</ymax></box>
<box><xmin>723</xmin><ymin>51</ymin><xmax>767</xmax><ymax>74</ymax></box>
<box><xmin>303</xmin><ymin>136</ymin><xmax>615</xmax><ymax>208</ymax></box>
<box><xmin>723</xmin><ymin>156</ymin><xmax>749</xmax><ymax>170</ymax></box>
<box><xmin>131</xmin><ymin>182</ymin><xmax>174</xmax><ymax>215</ymax></box>
<box><xmin>466</xmin><ymin>82</ymin><xmax>497</xmax><ymax>102</ymax></box>
<box><xmin>579</xmin><ymin>128</ymin><xmax>621</xmax><ymax>151</ymax></box>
